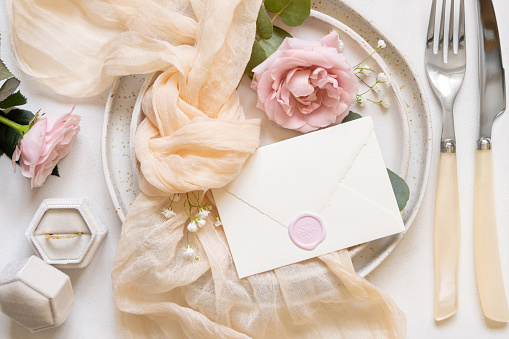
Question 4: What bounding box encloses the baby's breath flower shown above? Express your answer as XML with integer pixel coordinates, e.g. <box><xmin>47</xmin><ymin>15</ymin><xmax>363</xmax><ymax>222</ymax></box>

<box><xmin>372</xmin><ymin>83</ymin><xmax>382</xmax><ymax>94</ymax></box>
<box><xmin>173</xmin><ymin>193</ymin><xmax>180</xmax><ymax>202</ymax></box>
<box><xmin>377</xmin><ymin>39</ymin><xmax>386</xmax><ymax>49</ymax></box>
<box><xmin>214</xmin><ymin>217</ymin><xmax>223</xmax><ymax>227</ymax></box>
<box><xmin>337</xmin><ymin>39</ymin><xmax>345</xmax><ymax>52</ymax></box>
<box><xmin>195</xmin><ymin>218</ymin><xmax>206</xmax><ymax>228</ymax></box>
<box><xmin>196</xmin><ymin>209</ymin><xmax>210</xmax><ymax>219</ymax></box>
<box><xmin>329</xmin><ymin>30</ymin><xmax>345</xmax><ymax>52</ymax></box>
<box><xmin>162</xmin><ymin>207</ymin><xmax>176</xmax><ymax>219</ymax></box>
<box><xmin>184</xmin><ymin>245</ymin><xmax>195</xmax><ymax>258</ymax></box>
<box><xmin>381</xmin><ymin>97</ymin><xmax>391</xmax><ymax>109</ymax></box>
<box><xmin>187</xmin><ymin>220</ymin><xmax>199</xmax><ymax>233</ymax></box>
<box><xmin>377</xmin><ymin>73</ymin><xmax>389</xmax><ymax>84</ymax></box>
<box><xmin>360</xmin><ymin>65</ymin><xmax>371</xmax><ymax>76</ymax></box>
<box><xmin>356</xmin><ymin>96</ymin><xmax>367</xmax><ymax>107</ymax></box>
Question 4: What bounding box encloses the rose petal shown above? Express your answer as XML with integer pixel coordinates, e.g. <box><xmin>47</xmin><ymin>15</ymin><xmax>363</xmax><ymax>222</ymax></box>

<box><xmin>286</xmin><ymin>68</ymin><xmax>313</xmax><ymax>97</ymax></box>
<box><xmin>303</xmin><ymin>105</ymin><xmax>338</xmax><ymax>128</ymax></box>
<box><xmin>320</xmin><ymin>88</ymin><xmax>340</xmax><ymax>107</ymax></box>
<box><xmin>271</xmin><ymin>101</ymin><xmax>307</xmax><ymax>130</ymax></box>
<box><xmin>282</xmin><ymin>36</ymin><xmax>322</xmax><ymax>51</ymax></box>
<box><xmin>254</xmin><ymin>71</ymin><xmax>276</xmax><ymax>103</ymax></box>
<box><xmin>319</xmin><ymin>32</ymin><xmax>340</xmax><ymax>49</ymax></box>
<box><xmin>296</xmin><ymin>92</ymin><xmax>321</xmax><ymax>114</ymax></box>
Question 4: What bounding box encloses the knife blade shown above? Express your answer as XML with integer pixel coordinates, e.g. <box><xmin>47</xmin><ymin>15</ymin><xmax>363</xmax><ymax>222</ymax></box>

<box><xmin>475</xmin><ymin>0</ymin><xmax>508</xmax><ymax>323</ymax></box>
<box><xmin>478</xmin><ymin>0</ymin><xmax>505</xmax><ymax>139</ymax></box>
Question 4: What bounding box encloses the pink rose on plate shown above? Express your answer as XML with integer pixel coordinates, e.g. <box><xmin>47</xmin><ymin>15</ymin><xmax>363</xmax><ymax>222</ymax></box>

<box><xmin>251</xmin><ymin>32</ymin><xmax>358</xmax><ymax>133</ymax></box>
<box><xmin>13</xmin><ymin>109</ymin><xmax>81</xmax><ymax>188</ymax></box>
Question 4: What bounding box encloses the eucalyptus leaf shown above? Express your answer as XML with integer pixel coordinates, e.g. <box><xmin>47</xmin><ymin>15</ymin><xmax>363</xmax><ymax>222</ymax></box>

<box><xmin>279</xmin><ymin>0</ymin><xmax>310</xmax><ymax>27</ymax></box>
<box><xmin>0</xmin><ymin>77</ymin><xmax>21</xmax><ymax>103</ymax></box>
<box><xmin>0</xmin><ymin>109</ymin><xmax>34</xmax><ymax>159</ymax></box>
<box><xmin>342</xmin><ymin>111</ymin><xmax>362</xmax><ymax>123</ymax></box>
<box><xmin>0</xmin><ymin>91</ymin><xmax>27</xmax><ymax>109</ymax></box>
<box><xmin>264</xmin><ymin>0</ymin><xmax>290</xmax><ymax>14</ymax></box>
<box><xmin>259</xmin><ymin>26</ymin><xmax>292</xmax><ymax>58</ymax></box>
<box><xmin>387</xmin><ymin>168</ymin><xmax>410</xmax><ymax>211</ymax></box>
<box><xmin>245</xmin><ymin>40</ymin><xmax>268</xmax><ymax>79</ymax></box>
<box><xmin>0</xmin><ymin>59</ymin><xmax>13</xmax><ymax>81</ymax></box>
<box><xmin>256</xmin><ymin>6</ymin><xmax>273</xmax><ymax>40</ymax></box>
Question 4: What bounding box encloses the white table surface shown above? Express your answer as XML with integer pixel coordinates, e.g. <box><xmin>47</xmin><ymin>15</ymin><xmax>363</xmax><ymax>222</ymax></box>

<box><xmin>2</xmin><ymin>0</ymin><xmax>509</xmax><ymax>338</ymax></box>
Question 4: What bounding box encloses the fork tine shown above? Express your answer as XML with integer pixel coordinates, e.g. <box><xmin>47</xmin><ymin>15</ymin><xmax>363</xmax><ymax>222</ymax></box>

<box><xmin>427</xmin><ymin>0</ymin><xmax>437</xmax><ymax>48</ymax></box>
<box><xmin>449</xmin><ymin>0</ymin><xmax>456</xmax><ymax>55</ymax></box>
<box><xmin>434</xmin><ymin>0</ymin><xmax>446</xmax><ymax>56</ymax></box>
<box><xmin>441</xmin><ymin>0</ymin><xmax>450</xmax><ymax>63</ymax></box>
<box><xmin>458</xmin><ymin>0</ymin><xmax>465</xmax><ymax>51</ymax></box>
<box><xmin>437</xmin><ymin>0</ymin><xmax>445</xmax><ymax>55</ymax></box>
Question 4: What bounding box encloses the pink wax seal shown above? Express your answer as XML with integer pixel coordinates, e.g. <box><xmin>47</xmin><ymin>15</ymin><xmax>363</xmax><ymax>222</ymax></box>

<box><xmin>288</xmin><ymin>212</ymin><xmax>326</xmax><ymax>250</ymax></box>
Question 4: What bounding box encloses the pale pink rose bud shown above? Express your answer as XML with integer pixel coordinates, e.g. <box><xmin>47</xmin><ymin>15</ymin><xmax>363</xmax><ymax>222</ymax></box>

<box><xmin>12</xmin><ymin>108</ymin><xmax>80</xmax><ymax>188</ymax></box>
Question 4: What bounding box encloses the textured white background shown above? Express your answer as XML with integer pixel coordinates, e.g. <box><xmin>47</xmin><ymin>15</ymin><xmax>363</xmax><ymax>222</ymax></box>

<box><xmin>2</xmin><ymin>0</ymin><xmax>509</xmax><ymax>338</ymax></box>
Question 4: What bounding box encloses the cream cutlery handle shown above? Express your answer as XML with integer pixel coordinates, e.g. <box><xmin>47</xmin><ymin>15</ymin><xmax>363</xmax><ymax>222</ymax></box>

<box><xmin>434</xmin><ymin>152</ymin><xmax>460</xmax><ymax>321</ymax></box>
<box><xmin>475</xmin><ymin>149</ymin><xmax>509</xmax><ymax>322</ymax></box>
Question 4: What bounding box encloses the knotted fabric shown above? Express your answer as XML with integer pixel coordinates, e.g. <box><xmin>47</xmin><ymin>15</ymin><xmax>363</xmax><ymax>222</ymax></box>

<box><xmin>7</xmin><ymin>0</ymin><xmax>406</xmax><ymax>337</ymax></box>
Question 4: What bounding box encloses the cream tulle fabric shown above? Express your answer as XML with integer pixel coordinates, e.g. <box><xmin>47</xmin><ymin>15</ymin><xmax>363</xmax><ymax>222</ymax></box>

<box><xmin>7</xmin><ymin>0</ymin><xmax>406</xmax><ymax>337</ymax></box>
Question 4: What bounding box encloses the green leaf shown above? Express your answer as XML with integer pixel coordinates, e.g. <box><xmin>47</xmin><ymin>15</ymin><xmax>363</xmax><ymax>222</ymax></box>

<box><xmin>0</xmin><ymin>91</ymin><xmax>27</xmax><ymax>109</ymax></box>
<box><xmin>264</xmin><ymin>0</ymin><xmax>310</xmax><ymax>27</ymax></box>
<box><xmin>256</xmin><ymin>6</ymin><xmax>273</xmax><ymax>40</ymax></box>
<box><xmin>387</xmin><ymin>168</ymin><xmax>410</xmax><ymax>211</ymax></box>
<box><xmin>245</xmin><ymin>40</ymin><xmax>268</xmax><ymax>79</ymax></box>
<box><xmin>0</xmin><ymin>77</ymin><xmax>21</xmax><ymax>103</ymax></box>
<box><xmin>4</xmin><ymin>108</ymin><xmax>34</xmax><ymax>125</ymax></box>
<box><xmin>51</xmin><ymin>165</ymin><xmax>60</xmax><ymax>177</ymax></box>
<box><xmin>279</xmin><ymin>0</ymin><xmax>310</xmax><ymax>27</ymax></box>
<box><xmin>342</xmin><ymin>111</ymin><xmax>362</xmax><ymax>123</ymax></box>
<box><xmin>264</xmin><ymin>0</ymin><xmax>290</xmax><ymax>13</ymax></box>
<box><xmin>0</xmin><ymin>109</ymin><xmax>35</xmax><ymax>159</ymax></box>
<box><xmin>0</xmin><ymin>59</ymin><xmax>13</xmax><ymax>81</ymax></box>
<box><xmin>259</xmin><ymin>26</ymin><xmax>292</xmax><ymax>58</ymax></box>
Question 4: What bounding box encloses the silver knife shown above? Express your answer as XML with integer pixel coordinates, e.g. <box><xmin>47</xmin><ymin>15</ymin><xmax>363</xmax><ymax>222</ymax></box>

<box><xmin>476</xmin><ymin>0</ymin><xmax>508</xmax><ymax>323</ymax></box>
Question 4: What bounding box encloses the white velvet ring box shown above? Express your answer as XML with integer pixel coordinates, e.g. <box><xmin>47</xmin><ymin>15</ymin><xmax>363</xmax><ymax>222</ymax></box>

<box><xmin>25</xmin><ymin>198</ymin><xmax>107</xmax><ymax>268</ymax></box>
<box><xmin>0</xmin><ymin>256</ymin><xmax>74</xmax><ymax>332</ymax></box>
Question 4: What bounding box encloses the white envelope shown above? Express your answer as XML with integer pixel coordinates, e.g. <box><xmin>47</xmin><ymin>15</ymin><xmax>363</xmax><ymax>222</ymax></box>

<box><xmin>212</xmin><ymin>117</ymin><xmax>404</xmax><ymax>279</ymax></box>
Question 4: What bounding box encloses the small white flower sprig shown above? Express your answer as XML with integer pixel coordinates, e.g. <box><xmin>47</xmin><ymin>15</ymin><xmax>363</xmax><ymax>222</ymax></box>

<box><xmin>161</xmin><ymin>192</ymin><xmax>223</xmax><ymax>261</ymax></box>
<box><xmin>353</xmin><ymin>39</ymin><xmax>391</xmax><ymax>109</ymax></box>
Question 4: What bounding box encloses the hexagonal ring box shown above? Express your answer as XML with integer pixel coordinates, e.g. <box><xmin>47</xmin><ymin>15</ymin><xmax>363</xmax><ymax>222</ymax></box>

<box><xmin>26</xmin><ymin>198</ymin><xmax>107</xmax><ymax>268</ymax></box>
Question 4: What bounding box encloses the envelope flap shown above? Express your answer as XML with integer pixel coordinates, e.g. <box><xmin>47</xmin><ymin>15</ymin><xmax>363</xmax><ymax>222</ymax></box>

<box><xmin>320</xmin><ymin>130</ymin><xmax>403</xmax><ymax>226</ymax></box>
<box><xmin>219</xmin><ymin>118</ymin><xmax>375</xmax><ymax>226</ymax></box>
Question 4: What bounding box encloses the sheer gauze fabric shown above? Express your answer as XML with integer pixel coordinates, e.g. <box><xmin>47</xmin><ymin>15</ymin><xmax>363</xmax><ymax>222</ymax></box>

<box><xmin>7</xmin><ymin>0</ymin><xmax>406</xmax><ymax>337</ymax></box>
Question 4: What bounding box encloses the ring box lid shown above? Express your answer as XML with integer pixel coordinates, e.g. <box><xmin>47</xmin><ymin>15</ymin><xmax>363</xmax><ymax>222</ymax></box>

<box><xmin>0</xmin><ymin>256</ymin><xmax>74</xmax><ymax>332</ymax></box>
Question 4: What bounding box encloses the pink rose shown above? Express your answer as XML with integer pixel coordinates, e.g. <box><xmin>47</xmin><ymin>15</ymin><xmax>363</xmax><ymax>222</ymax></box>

<box><xmin>13</xmin><ymin>109</ymin><xmax>81</xmax><ymax>188</ymax></box>
<box><xmin>251</xmin><ymin>32</ymin><xmax>358</xmax><ymax>133</ymax></box>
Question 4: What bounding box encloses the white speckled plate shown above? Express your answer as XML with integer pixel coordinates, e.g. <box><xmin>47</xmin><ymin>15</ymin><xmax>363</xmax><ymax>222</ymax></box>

<box><xmin>102</xmin><ymin>0</ymin><xmax>432</xmax><ymax>276</ymax></box>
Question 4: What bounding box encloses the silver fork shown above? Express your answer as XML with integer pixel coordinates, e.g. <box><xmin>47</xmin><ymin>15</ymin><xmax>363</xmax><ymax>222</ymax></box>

<box><xmin>425</xmin><ymin>0</ymin><xmax>466</xmax><ymax>321</ymax></box>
